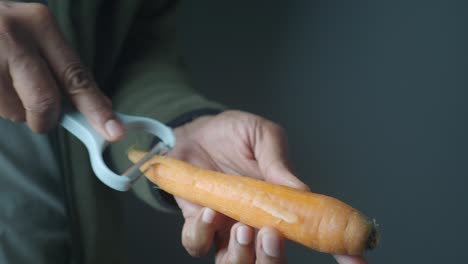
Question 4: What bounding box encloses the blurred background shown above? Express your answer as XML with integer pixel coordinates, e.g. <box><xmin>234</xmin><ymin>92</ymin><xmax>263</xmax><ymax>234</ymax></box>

<box><xmin>123</xmin><ymin>1</ymin><xmax>468</xmax><ymax>263</ymax></box>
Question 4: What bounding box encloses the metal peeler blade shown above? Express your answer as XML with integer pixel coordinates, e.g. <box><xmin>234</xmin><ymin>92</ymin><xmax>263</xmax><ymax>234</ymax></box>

<box><xmin>122</xmin><ymin>141</ymin><xmax>171</xmax><ymax>182</ymax></box>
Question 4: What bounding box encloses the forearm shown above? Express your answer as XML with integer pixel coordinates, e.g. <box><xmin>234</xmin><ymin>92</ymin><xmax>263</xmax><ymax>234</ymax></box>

<box><xmin>106</xmin><ymin>1</ymin><xmax>224</xmax><ymax>211</ymax></box>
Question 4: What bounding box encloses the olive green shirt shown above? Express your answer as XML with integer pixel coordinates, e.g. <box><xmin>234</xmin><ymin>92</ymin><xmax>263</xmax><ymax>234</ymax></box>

<box><xmin>17</xmin><ymin>0</ymin><xmax>222</xmax><ymax>263</ymax></box>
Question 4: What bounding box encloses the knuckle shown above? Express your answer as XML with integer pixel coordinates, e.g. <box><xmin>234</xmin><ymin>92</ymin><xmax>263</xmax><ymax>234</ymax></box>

<box><xmin>0</xmin><ymin>17</ymin><xmax>16</xmax><ymax>43</ymax></box>
<box><xmin>265</xmin><ymin>121</ymin><xmax>286</xmax><ymax>139</ymax></box>
<box><xmin>62</xmin><ymin>62</ymin><xmax>95</xmax><ymax>95</ymax></box>
<box><xmin>24</xmin><ymin>92</ymin><xmax>59</xmax><ymax>114</ymax></box>
<box><xmin>26</xmin><ymin>3</ymin><xmax>51</xmax><ymax>20</ymax></box>
<box><xmin>181</xmin><ymin>232</ymin><xmax>201</xmax><ymax>257</ymax></box>
<box><xmin>86</xmin><ymin>102</ymin><xmax>112</xmax><ymax>118</ymax></box>
<box><xmin>185</xmin><ymin>247</ymin><xmax>203</xmax><ymax>257</ymax></box>
<box><xmin>27</xmin><ymin>3</ymin><xmax>55</xmax><ymax>31</ymax></box>
<box><xmin>181</xmin><ymin>225</ymin><xmax>208</xmax><ymax>257</ymax></box>
<box><xmin>9</xmin><ymin>49</ymin><xmax>36</xmax><ymax>70</ymax></box>
<box><xmin>0</xmin><ymin>2</ymin><xmax>14</xmax><ymax>10</ymax></box>
<box><xmin>183</xmin><ymin>242</ymin><xmax>203</xmax><ymax>257</ymax></box>
<box><xmin>225</xmin><ymin>253</ymin><xmax>242</xmax><ymax>264</ymax></box>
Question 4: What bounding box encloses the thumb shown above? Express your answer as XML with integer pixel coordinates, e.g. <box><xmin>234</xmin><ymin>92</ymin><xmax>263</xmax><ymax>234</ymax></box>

<box><xmin>254</xmin><ymin>121</ymin><xmax>310</xmax><ymax>191</ymax></box>
<box><xmin>61</xmin><ymin>64</ymin><xmax>124</xmax><ymax>141</ymax></box>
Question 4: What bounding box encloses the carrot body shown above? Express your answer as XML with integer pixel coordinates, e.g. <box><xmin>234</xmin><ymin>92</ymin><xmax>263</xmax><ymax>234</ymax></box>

<box><xmin>128</xmin><ymin>150</ymin><xmax>378</xmax><ymax>255</ymax></box>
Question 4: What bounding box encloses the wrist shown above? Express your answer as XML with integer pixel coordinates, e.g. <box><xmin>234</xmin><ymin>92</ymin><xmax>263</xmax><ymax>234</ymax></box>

<box><xmin>146</xmin><ymin>109</ymin><xmax>222</xmax><ymax>211</ymax></box>
<box><xmin>166</xmin><ymin>108</ymin><xmax>222</xmax><ymax>129</ymax></box>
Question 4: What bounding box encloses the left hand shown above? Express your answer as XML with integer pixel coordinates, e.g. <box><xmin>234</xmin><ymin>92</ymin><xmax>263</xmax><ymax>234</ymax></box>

<box><xmin>168</xmin><ymin>110</ymin><xmax>367</xmax><ymax>264</ymax></box>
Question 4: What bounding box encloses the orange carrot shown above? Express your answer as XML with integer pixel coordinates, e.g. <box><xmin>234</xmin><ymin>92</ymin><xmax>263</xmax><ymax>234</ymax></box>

<box><xmin>128</xmin><ymin>150</ymin><xmax>378</xmax><ymax>255</ymax></box>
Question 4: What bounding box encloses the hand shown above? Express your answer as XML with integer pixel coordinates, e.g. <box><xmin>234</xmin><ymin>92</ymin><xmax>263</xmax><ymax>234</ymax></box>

<box><xmin>168</xmin><ymin>110</ymin><xmax>367</xmax><ymax>264</ymax></box>
<box><xmin>0</xmin><ymin>2</ymin><xmax>123</xmax><ymax>140</ymax></box>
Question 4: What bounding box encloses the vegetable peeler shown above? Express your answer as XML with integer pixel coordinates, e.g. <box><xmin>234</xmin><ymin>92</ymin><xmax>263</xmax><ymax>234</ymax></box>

<box><xmin>60</xmin><ymin>111</ymin><xmax>175</xmax><ymax>191</ymax></box>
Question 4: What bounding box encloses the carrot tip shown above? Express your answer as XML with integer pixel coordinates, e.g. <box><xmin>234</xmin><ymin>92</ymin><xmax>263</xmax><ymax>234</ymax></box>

<box><xmin>365</xmin><ymin>219</ymin><xmax>379</xmax><ymax>250</ymax></box>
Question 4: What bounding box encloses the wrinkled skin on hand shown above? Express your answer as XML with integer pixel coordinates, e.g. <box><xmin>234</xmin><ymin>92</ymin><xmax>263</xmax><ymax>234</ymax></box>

<box><xmin>168</xmin><ymin>110</ymin><xmax>368</xmax><ymax>264</ymax></box>
<box><xmin>0</xmin><ymin>2</ymin><xmax>123</xmax><ymax>140</ymax></box>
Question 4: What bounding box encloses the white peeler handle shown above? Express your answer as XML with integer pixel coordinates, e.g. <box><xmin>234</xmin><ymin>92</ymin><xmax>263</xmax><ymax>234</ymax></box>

<box><xmin>60</xmin><ymin>111</ymin><xmax>175</xmax><ymax>191</ymax></box>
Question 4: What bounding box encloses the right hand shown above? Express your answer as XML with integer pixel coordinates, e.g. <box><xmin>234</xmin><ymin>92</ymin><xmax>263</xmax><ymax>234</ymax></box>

<box><xmin>0</xmin><ymin>2</ymin><xmax>123</xmax><ymax>140</ymax></box>
<box><xmin>168</xmin><ymin>111</ymin><xmax>368</xmax><ymax>264</ymax></box>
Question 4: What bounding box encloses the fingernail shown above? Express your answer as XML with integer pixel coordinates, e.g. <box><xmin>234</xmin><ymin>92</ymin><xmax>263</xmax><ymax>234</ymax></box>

<box><xmin>262</xmin><ymin>232</ymin><xmax>280</xmax><ymax>258</ymax></box>
<box><xmin>334</xmin><ymin>255</ymin><xmax>368</xmax><ymax>264</ymax></box>
<box><xmin>105</xmin><ymin>119</ymin><xmax>124</xmax><ymax>140</ymax></box>
<box><xmin>236</xmin><ymin>225</ymin><xmax>252</xmax><ymax>246</ymax></box>
<box><xmin>202</xmin><ymin>208</ymin><xmax>215</xmax><ymax>224</ymax></box>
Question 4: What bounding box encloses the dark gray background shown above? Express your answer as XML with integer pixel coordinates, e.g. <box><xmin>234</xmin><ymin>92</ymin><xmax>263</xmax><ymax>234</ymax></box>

<box><xmin>124</xmin><ymin>1</ymin><xmax>468</xmax><ymax>263</ymax></box>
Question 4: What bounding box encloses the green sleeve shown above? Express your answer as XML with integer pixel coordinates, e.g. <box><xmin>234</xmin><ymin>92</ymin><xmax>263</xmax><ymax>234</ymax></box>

<box><xmin>106</xmin><ymin>2</ymin><xmax>224</xmax><ymax>212</ymax></box>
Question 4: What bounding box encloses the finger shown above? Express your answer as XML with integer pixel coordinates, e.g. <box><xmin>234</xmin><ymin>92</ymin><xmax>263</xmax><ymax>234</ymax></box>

<box><xmin>255</xmin><ymin>121</ymin><xmax>309</xmax><ymax>191</ymax></box>
<box><xmin>334</xmin><ymin>255</ymin><xmax>368</xmax><ymax>264</ymax></box>
<box><xmin>216</xmin><ymin>223</ymin><xmax>255</xmax><ymax>264</ymax></box>
<box><xmin>181</xmin><ymin>207</ymin><xmax>218</xmax><ymax>257</ymax></box>
<box><xmin>21</xmin><ymin>4</ymin><xmax>124</xmax><ymax>140</ymax></box>
<box><xmin>255</xmin><ymin>227</ymin><xmax>286</xmax><ymax>264</ymax></box>
<box><xmin>175</xmin><ymin>196</ymin><xmax>203</xmax><ymax>219</ymax></box>
<box><xmin>0</xmin><ymin>73</ymin><xmax>24</xmax><ymax>122</ymax></box>
<box><xmin>8</xmin><ymin>47</ymin><xmax>61</xmax><ymax>133</ymax></box>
